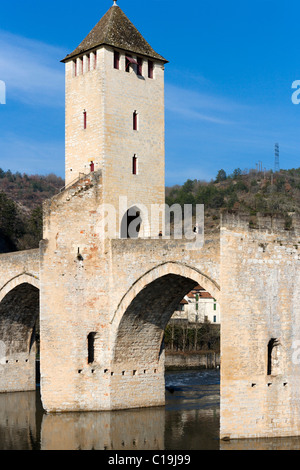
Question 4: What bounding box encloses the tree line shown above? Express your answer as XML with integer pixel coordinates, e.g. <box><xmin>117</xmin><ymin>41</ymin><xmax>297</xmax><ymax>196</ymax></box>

<box><xmin>166</xmin><ymin>167</ymin><xmax>300</xmax><ymax>226</ymax></box>
<box><xmin>164</xmin><ymin>321</ymin><xmax>220</xmax><ymax>353</ymax></box>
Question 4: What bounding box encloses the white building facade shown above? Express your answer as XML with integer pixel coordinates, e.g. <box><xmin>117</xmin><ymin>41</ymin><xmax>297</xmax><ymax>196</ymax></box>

<box><xmin>172</xmin><ymin>285</ymin><xmax>220</xmax><ymax>324</ymax></box>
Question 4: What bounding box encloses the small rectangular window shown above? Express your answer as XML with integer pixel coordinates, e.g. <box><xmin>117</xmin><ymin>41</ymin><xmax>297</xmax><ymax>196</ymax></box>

<box><xmin>87</xmin><ymin>54</ymin><xmax>90</xmax><ymax>72</ymax></box>
<box><xmin>73</xmin><ymin>60</ymin><xmax>77</xmax><ymax>77</ymax></box>
<box><xmin>137</xmin><ymin>57</ymin><xmax>143</xmax><ymax>76</ymax></box>
<box><xmin>94</xmin><ymin>51</ymin><xmax>97</xmax><ymax>69</ymax></box>
<box><xmin>83</xmin><ymin>111</ymin><xmax>87</xmax><ymax>129</ymax></box>
<box><xmin>148</xmin><ymin>60</ymin><xmax>154</xmax><ymax>79</ymax></box>
<box><xmin>114</xmin><ymin>51</ymin><xmax>120</xmax><ymax>69</ymax></box>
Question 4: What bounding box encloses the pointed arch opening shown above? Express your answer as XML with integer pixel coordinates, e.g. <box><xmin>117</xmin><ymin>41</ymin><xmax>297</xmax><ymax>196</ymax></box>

<box><xmin>113</xmin><ymin>273</ymin><xmax>199</xmax><ymax>365</ymax></box>
<box><xmin>120</xmin><ymin>206</ymin><xmax>142</xmax><ymax>239</ymax></box>
<box><xmin>109</xmin><ymin>265</ymin><xmax>220</xmax><ymax>411</ymax></box>
<box><xmin>111</xmin><ymin>263</ymin><xmax>220</xmax><ymax>366</ymax></box>
<box><xmin>0</xmin><ymin>282</ymin><xmax>40</xmax><ymax>392</ymax></box>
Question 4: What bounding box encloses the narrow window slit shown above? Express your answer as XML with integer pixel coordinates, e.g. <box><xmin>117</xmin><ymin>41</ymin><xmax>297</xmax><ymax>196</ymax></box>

<box><xmin>114</xmin><ymin>50</ymin><xmax>120</xmax><ymax>69</ymax></box>
<box><xmin>88</xmin><ymin>332</ymin><xmax>97</xmax><ymax>364</ymax></box>
<box><xmin>133</xmin><ymin>111</ymin><xmax>138</xmax><ymax>131</ymax></box>
<box><xmin>148</xmin><ymin>60</ymin><xmax>154</xmax><ymax>79</ymax></box>
<box><xmin>132</xmin><ymin>155</ymin><xmax>138</xmax><ymax>175</ymax></box>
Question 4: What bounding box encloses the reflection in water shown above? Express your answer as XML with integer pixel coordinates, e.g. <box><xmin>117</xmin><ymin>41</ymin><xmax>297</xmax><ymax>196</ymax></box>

<box><xmin>1</xmin><ymin>369</ymin><xmax>300</xmax><ymax>450</ymax></box>
<box><xmin>0</xmin><ymin>390</ymin><xmax>42</xmax><ymax>450</ymax></box>
<box><xmin>41</xmin><ymin>408</ymin><xmax>165</xmax><ymax>450</ymax></box>
<box><xmin>165</xmin><ymin>370</ymin><xmax>220</xmax><ymax>450</ymax></box>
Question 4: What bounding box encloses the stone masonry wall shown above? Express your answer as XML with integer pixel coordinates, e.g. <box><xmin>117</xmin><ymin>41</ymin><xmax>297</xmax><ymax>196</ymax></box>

<box><xmin>40</xmin><ymin>171</ymin><xmax>116</xmax><ymax>412</ymax></box>
<box><xmin>220</xmin><ymin>213</ymin><xmax>300</xmax><ymax>439</ymax></box>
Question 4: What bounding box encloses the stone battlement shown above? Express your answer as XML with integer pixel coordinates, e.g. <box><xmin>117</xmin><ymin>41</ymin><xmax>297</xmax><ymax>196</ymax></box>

<box><xmin>221</xmin><ymin>211</ymin><xmax>300</xmax><ymax>236</ymax></box>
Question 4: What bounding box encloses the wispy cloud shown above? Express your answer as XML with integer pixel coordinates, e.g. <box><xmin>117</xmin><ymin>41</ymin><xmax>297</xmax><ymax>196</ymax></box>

<box><xmin>0</xmin><ymin>30</ymin><xmax>65</xmax><ymax>107</ymax></box>
<box><xmin>165</xmin><ymin>83</ymin><xmax>249</xmax><ymax>126</ymax></box>
<box><xmin>0</xmin><ymin>132</ymin><xmax>64</xmax><ymax>176</ymax></box>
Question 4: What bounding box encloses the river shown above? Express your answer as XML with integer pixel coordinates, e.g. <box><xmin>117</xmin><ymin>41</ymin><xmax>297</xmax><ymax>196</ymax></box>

<box><xmin>1</xmin><ymin>369</ymin><xmax>300</xmax><ymax>450</ymax></box>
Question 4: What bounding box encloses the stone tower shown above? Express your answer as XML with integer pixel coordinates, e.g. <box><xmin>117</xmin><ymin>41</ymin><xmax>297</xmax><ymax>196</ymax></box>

<box><xmin>40</xmin><ymin>2</ymin><xmax>169</xmax><ymax>413</ymax></box>
<box><xmin>61</xmin><ymin>1</ymin><xmax>168</xmax><ymax>238</ymax></box>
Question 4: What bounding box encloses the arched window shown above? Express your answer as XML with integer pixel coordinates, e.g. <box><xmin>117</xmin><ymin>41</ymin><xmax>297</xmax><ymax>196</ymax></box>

<box><xmin>88</xmin><ymin>332</ymin><xmax>97</xmax><ymax>364</ymax></box>
<box><xmin>267</xmin><ymin>338</ymin><xmax>281</xmax><ymax>376</ymax></box>
<box><xmin>120</xmin><ymin>207</ymin><xmax>142</xmax><ymax>239</ymax></box>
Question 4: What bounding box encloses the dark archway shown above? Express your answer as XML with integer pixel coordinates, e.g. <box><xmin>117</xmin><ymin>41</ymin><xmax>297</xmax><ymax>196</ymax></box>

<box><xmin>0</xmin><ymin>283</ymin><xmax>40</xmax><ymax>392</ymax></box>
<box><xmin>120</xmin><ymin>206</ymin><xmax>142</xmax><ymax>239</ymax></box>
<box><xmin>113</xmin><ymin>274</ymin><xmax>199</xmax><ymax>364</ymax></box>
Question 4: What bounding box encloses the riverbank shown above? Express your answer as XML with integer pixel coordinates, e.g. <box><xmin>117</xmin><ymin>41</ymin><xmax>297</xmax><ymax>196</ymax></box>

<box><xmin>165</xmin><ymin>351</ymin><xmax>220</xmax><ymax>370</ymax></box>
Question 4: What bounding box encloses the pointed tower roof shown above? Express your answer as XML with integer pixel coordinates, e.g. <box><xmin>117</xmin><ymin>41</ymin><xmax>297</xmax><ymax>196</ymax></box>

<box><xmin>62</xmin><ymin>3</ymin><xmax>168</xmax><ymax>63</ymax></box>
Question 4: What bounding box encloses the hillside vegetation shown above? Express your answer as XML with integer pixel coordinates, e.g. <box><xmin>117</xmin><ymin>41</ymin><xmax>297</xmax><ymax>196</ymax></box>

<box><xmin>166</xmin><ymin>167</ymin><xmax>300</xmax><ymax>233</ymax></box>
<box><xmin>0</xmin><ymin>166</ymin><xmax>300</xmax><ymax>252</ymax></box>
<box><xmin>0</xmin><ymin>169</ymin><xmax>64</xmax><ymax>252</ymax></box>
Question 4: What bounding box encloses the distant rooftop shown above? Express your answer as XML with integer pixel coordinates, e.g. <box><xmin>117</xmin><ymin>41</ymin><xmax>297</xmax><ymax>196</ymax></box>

<box><xmin>62</xmin><ymin>4</ymin><xmax>168</xmax><ymax>63</ymax></box>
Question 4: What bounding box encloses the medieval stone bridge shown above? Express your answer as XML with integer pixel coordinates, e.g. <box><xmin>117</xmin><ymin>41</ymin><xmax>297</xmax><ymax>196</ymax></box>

<box><xmin>0</xmin><ymin>188</ymin><xmax>300</xmax><ymax>440</ymax></box>
<box><xmin>1</xmin><ymin>1</ymin><xmax>300</xmax><ymax>442</ymax></box>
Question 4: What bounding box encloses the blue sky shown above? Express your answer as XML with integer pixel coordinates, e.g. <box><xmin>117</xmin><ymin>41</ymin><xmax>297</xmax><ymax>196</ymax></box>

<box><xmin>0</xmin><ymin>0</ymin><xmax>300</xmax><ymax>186</ymax></box>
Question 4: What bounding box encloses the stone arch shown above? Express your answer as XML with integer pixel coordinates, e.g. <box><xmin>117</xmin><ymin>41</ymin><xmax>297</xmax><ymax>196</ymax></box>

<box><xmin>0</xmin><ymin>273</ymin><xmax>39</xmax><ymax>304</ymax></box>
<box><xmin>0</xmin><ymin>282</ymin><xmax>40</xmax><ymax>355</ymax></box>
<box><xmin>0</xmin><ymin>280</ymin><xmax>40</xmax><ymax>392</ymax></box>
<box><xmin>110</xmin><ymin>262</ymin><xmax>220</xmax><ymax>365</ymax></box>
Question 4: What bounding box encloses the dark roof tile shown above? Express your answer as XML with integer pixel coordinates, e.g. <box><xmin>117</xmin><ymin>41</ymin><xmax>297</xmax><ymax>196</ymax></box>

<box><xmin>62</xmin><ymin>5</ymin><xmax>167</xmax><ymax>63</ymax></box>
